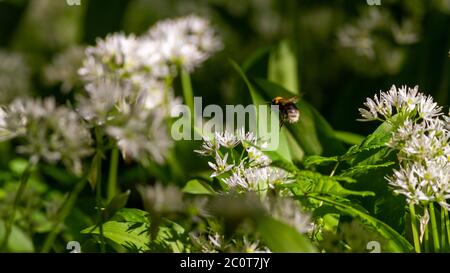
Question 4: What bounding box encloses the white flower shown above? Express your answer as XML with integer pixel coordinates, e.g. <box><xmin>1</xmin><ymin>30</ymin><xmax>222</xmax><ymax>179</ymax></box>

<box><xmin>146</xmin><ymin>15</ymin><xmax>223</xmax><ymax>71</ymax></box>
<box><xmin>265</xmin><ymin>197</ymin><xmax>312</xmax><ymax>234</ymax></box>
<box><xmin>208</xmin><ymin>152</ymin><xmax>234</xmax><ymax>178</ymax></box>
<box><xmin>358</xmin><ymin>85</ymin><xmax>443</xmax><ymax>123</ymax></box>
<box><xmin>387</xmin><ymin>159</ymin><xmax>450</xmax><ymax>208</ymax></box>
<box><xmin>0</xmin><ymin>97</ymin><xmax>93</xmax><ymax>175</ymax></box>
<box><xmin>194</xmin><ymin>137</ymin><xmax>218</xmax><ymax>156</ymax></box>
<box><xmin>106</xmin><ymin>105</ymin><xmax>172</xmax><ymax>164</ymax></box>
<box><xmin>79</xmin><ymin>33</ymin><xmax>141</xmax><ymax>82</ymax></box>
<box><xmin>44</xmin><ymin>46</ymin><xmax>85</xmax><ymax>93</ymax></box>
<box><xmin>0</xmin><ymin>50</ymin><xmax>31</xmax><ymax>104</ymax></box>
<box><xmin>215</xmin><ymin>130</ymin><xmax>239</xmax><ymax>149</ymax></box>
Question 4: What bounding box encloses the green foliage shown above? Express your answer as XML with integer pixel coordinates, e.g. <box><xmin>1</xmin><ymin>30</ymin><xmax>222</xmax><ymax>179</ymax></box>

<box><xmin>256</xmin><ymin>216</ymin><xmax>316</xmax><ymax>253</ymax></box>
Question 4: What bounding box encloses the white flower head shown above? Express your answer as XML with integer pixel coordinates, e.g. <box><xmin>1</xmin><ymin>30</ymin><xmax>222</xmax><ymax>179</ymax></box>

<box><xmin>0</xmin><ymin>97</ymin><xmax>93</xmax><ymax>175</ymax></box>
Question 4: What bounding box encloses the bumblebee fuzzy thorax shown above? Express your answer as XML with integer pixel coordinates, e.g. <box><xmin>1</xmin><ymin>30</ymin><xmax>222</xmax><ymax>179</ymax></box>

<box><xmin>271</xmin><ymin>96</ymin><xmax>300</xmax><ymax>125</ymax></box>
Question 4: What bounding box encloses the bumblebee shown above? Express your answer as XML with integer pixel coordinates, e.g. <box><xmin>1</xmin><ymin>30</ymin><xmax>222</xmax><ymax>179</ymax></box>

<box><xmin>271</xmin><ymin>96</ymin><xmax>300</xmax><ymax>127</ymax></box>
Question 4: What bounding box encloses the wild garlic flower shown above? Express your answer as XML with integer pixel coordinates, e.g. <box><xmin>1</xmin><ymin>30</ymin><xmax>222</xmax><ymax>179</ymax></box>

<box><xmin>196</xmin><ymin>130</ymin><xmax>292</xmax><ymax>193</ymax></box>
<box><xmin>264</xmin><ymin>197</ymin><xmax>312</xmax><ymax>234</ymax></box>
<box><xmin>386</xmin><ymin>159</ymin><xmax>450</xmax><ymax>209</ymax></box>
<box><xmin>358</xmin><ymin>85</ymin><xmax>442</xmax><ymax>123</ymax></box>
<box><xmin>138</xmin><ymin>183</ymin><xmax>184</xmax><ymax>215</ymax></box>
<box><xmin>146</xmin><ymin>15</ymin><xmax>223</xmax><ymax>72</ymax></box>
<box><xmin>79</xmin><ymin>33</ymin><xmax>141</xmax><ymax>82</ymax></box>
<box><xmin>0</xmin><ymin>97</ymin><xmax>93</xmax><ymax>175</ymax></box>
<box><xmin>106</xmin><ymin>104</ymin><xmax>172</xmax><ymax>164</ymax></box>
<box><xmin>44</xmin><ymin>46</ymin><xmax>85</xmax><ymax>93</ymax></box>
<box><xmin>79</xmin><ymin>15</ymin><xmax>221</xmax><ymax>84</ymax></box>
<box><xmin>360</xmin><ymin>87</ymin><xmax>450</xmax><ymax>209</ymax></box>
<box><xmin>0</xmin><ymin>50</ymin><xmax>31</xmax><ymax>104</ymax></box>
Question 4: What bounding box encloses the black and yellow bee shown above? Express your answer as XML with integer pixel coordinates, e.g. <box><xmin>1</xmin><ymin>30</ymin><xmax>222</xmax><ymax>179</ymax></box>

<box><xmin>271</xmin><ymin>96</ymin><xmax>300</xmax><ymax>127</ymax></box>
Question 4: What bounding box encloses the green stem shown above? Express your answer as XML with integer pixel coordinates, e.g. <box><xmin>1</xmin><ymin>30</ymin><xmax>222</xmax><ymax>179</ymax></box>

<box><xmin>0</xmin><ymin>160</ymin><xmax>34</xmax><ymax>252</ymax></box>
<box><xmin>107</xmin><ymin>147</ymin><xmax>119</xmax><ymax>202</ymax></box>
<box><xmin>429</xmin><ymin>203</ymin><xmax>440</xmax><ymax>252</ymax></box>
<box><xmin>95</xmin><ymin>127</ymin><xmax>106</xmax><ymax>253</ymax></box>
<box><xmin>329</xmin><ymin>161</ymin><xmax>339</xmax><ymax>177</ymax></box>
<box><xmin>440</xmin><ymin>207</ymin><xmax>446</xmax><ymax>249</ymax></box>
<box><xmin>181</xmin><ymin>69</ymin><xmax>195</xmax><ymax>123</ymax></box>
<box><xmin>409</xmin><ymin>203</ymin><xmax>421</xmax><ymax>253</ymax></box>
<box><xmin>424</xmin><ymin>223</ymin><xmax>430</xmax><ymax>253</ymax></box>
<box><xmin>40</xmin><ymin>176</ymin><xmax>89</xmax><ymax>253</ymax></box>
<box><xmin>444</xmin><ymin>209</ymin><xmax>450</xmax><ymax>249</ymax></box>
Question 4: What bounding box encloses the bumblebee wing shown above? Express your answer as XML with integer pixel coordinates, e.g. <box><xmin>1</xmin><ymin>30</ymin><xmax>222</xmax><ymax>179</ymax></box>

<box><xmin>288</xmin><ymin>96</ymin><xmax>299</xmax><ymax>103</ymax></box>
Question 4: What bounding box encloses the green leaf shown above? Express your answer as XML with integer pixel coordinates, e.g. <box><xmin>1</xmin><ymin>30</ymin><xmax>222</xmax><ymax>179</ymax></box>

<box><xmin>103</xmin><ymin>190</ymin><xmax>131</xmax><ymax>221</ymax></box>
<box><xmin>334</xmin><ymin>130</ymin><xmax>365</xmax><ymax>145</ymax></box>
<box><xmin>304</xmin><ymin>155</ymin><xmax>338</xmax><ymax>168</ymax></box>
<box><xmin>111</xmin><ymin>208</ymin><xmax>148</xmax><ymax>223</ymax></box>
<box><xmin>182</xmin><ymin>179</ymin><xmax>215</xmax><ymax>195</ymax></box>
<box><xmin>257</xmin><ymin>216</ymin><xmax>316</xmax><ymax>253</ymax></box>
<box><xmin>82</xmin><ymin>208</ymin><xmax>187</xmax><ymax>252</ymax></box>
<box><xmin>308</xmin><ymin>195</ymin><xmax>413</xmax><ymax>253</ymax></box>
<box><xmin>292</xmin><ymin>171</ymin><xmax>373</xmax><ymax>197</ymax></box>
<box><xmin>82</xmin><ymin>220</ymin><xmax>150</xmax><ymax>252</ymax></box>
<box><xmin>339</xmin><ymin>162</ymin><xmax>395</xmax><ymax>177</ymax></box>
<box><xmin>87</xmin><ymin>152</ymin><xmax>101</xmax><ymax>190</ymax></box>
<box><xmin>0</xmin><ymin>220</ymin><xmax>34</xmax><ymax>252</ymax></box>
<box><xmin>230</xmin><ymin>59</ymin><xmax>292</xmax><ymax>162</ymax></box>
<box><xmin>268</xmin><ymin>40</ymin><xmax>299</xmax><ymax>94</ymax></box>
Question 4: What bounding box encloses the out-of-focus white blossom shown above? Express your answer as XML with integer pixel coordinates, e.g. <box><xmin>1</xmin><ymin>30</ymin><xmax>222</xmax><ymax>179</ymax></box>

<box><xmin>44</xmin><ymin>46</ymin><xmax>85</xmax><ymax>93</ymax></box>
<box><xmin>0</xmin><ymin>97</ymin><xmax>93</xmax><ymax>175</ymax></box>
<box><xmin>0</xmin><ymin>50</ymin><xmax>31</xmax><ymax>104</ymax></box>
<box><xmin>138</xmin><ymin>183</ymin><xmax>184</xmax><ymax>215</ymax></box>
<box><xmin>106</xmin><ymin>104</ymin><xmax>172</xmax><ymax>164</ymax></box>
<box><xmin>147</xmin><ymin>15</ymin><xmax>223</xmax><ymax>72</ymax></box>
<box><xmin>264</xmin><ymin>197</ymin><xmax>312</xmax><ymax>234</ymax></box>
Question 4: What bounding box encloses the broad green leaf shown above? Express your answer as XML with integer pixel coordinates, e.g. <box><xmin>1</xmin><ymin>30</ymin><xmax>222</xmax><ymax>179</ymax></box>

<box><xmin>292</xmin><ymin>171</ymin><xmax>373</xmax><ymax>197</ymax></box>
<box><xmin>334</xmin><ymin>130</ymin><xmax>365</xmax><ymax>145</ymax></box>
<box><xmin>83</xmin><ymin>220</ymin><xmax>150</xmax><ymax>252</ymax></box>
<box><xmin>111</xmin><ymin>208</ymin><xmax>148</xmax><ymax>223</ymax></box>
<box><xmin>268</xmin><ymin>40</ymin><xmax>299</xmax><ymax>94</ymax></box>
<box><xmin>82</xmin><ymin>208</ymin><xmax>187</xmax><ymax>252</ymax></box>
<box><xmin>0</xmin><ymin>220</ymin><xmax>34</xmax><ymax>252</ymax></box>
<box><xmin>182</xmin><ymin>179</ymin><xmax>216</xmax><ymax>195</ymax></box>
<box><xmin>230</xmin><ymin>60</ymin><xmax>292</xmax><ymax>162</ymax></box>
<box><xmin>257</xmin><ymin>216</ymin><xmax>316</xmax><ymax>253</ymax></box>
<box><xmin>308</xmin><ymin>195</ymin><xmax>413</xmax><ymax>253</ymax></box>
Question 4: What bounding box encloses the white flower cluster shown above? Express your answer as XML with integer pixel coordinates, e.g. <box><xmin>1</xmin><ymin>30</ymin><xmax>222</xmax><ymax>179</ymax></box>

<box><xmin>0</xmin><ymin>97</ymin><xmax>93</xmax><ymax>175</ymax></box>
<box><xmin>195</xmin><ymin>129</ymin><xmax>292</xmax><ymax>192</ymax></box>
<box><xmin>78</xmin><ymin>14</ymin><xmax>222</xmax><ymax>89</ymax></box>
<box><xmin>358</xmin><ymin>85</ymin><xmax>442</xmax><ymax>123</ymax></box>
<box><xmin>0</xmin><ymin>50</ymin><xmax>31</xmax><ymax>104</ymax></box>
<box><xmin>77</xmin><ymin>15</ymin><xmax>221</xmax><ymax>164</ymax></box>
<box><xmin>359</xmin><ymin>86</ymin><xmax>450</xmax><ymax>209</ymax></box>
